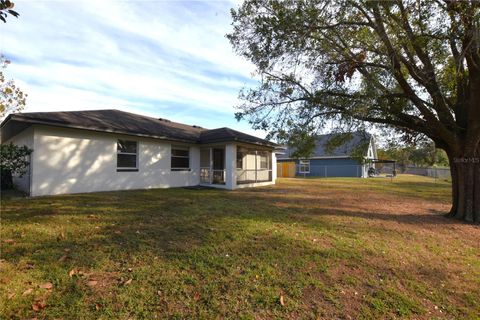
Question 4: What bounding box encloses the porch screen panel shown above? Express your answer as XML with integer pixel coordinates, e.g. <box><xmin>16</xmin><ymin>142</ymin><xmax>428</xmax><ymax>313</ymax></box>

<box><xmin>200</xmin><ymin>149</ymin><xmax>210</xmax><ymax>167</ymax></box>
<box><xmin>236</xmin><ymin>148</ymin><xmax>272</xmax><ymax>183</ymax></box>
<box><xmin>257</xmin><ymin>151</ymin><xmax>271</xmax><ymax>181</ymax></box>
<box><xmin>200</xmin><ymin>148</ymin><xmax>211</xmax><ymax>183</ymax></box>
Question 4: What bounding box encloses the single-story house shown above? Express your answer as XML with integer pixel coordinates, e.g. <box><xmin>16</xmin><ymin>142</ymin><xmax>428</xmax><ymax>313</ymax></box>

<box><xmin>276</xmin><ymin>131</ymin><xmax>377</xmax><ymax>178</ymax></box>
<box><xmin>1</xmin><ymin>109</ymin><xmax>277</xmax><ymax>196</ymax></box>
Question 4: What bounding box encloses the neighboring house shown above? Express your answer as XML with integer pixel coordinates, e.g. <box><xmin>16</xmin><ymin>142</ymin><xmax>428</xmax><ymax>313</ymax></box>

<box><xmin>0</xmin><ymin>110</ymin><xmax>277</xmax><ymax>196</ymax></box>
<box><xmin>276</xmin><ymin>131</ymin><xmax>377</xmax><ymax>178</ymax></box>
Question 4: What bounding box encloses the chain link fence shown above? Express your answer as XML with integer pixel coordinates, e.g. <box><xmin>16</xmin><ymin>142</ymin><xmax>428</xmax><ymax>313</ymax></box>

<box><xmin>278</xmin><ymin>164</ymin><xmax>369</xmax><ymax>178</ymax></box>
<box><xmin>277</xmin><ymin>162</ymin><xmax>451</xmax><ymax>182</ymax></box>
<box><xmin>404</xmin><ymin>166</ymin><xmax>451</xmax><ymax>181</ymax></box>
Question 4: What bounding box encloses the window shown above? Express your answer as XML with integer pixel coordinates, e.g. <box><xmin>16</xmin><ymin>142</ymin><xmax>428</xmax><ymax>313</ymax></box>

<box><xmin>299</xmin><ymin>160</ymin><xmax>310</xmax><ymax>173</ymax></box>
<box><xmin>171</xmin><ymin>146</ymin><xmax>190</xmax><ymax>171</ymax></box>
<box><xmin>117</xmin><ymin>140</ymin><xmax>138</xmax><ymax>171</ymax></box>
<box><xmin>259</xmin><ymin>152</ymin><xmax>269</xmax><ymax>169</ymax></box>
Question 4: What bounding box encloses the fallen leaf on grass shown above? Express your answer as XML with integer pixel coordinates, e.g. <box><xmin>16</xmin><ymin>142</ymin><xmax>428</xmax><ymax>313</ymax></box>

<box><xmin>26</xmin><ymin>263</ymin><xmax>35</xmax><ymax>269</ymax></box>
<box><xmin>58</xmin><ymin>255</ymin><xmax>68</xmax><ymax>262</ymax></box>
<box><xmin>69</xmin><ymin>269</ymin><xmax>78</xmax><ymax>277</ymax></box>
<box><xmin>95</xmin><ymin>303</ymin><xmax>101</xmax><ymax>310</ymax></box>
<box><xmin>3</xmin><ymin>239</ymin><xmax>15</xmax><ymax>244</ymax></box>
<box><xmin>193</xmin><ymin>292</ymin><xmax>201</xmax><ymax>301</ymax></box>
<box><xmin>7</xmin><ymin>292</ymin><xmax>15</xmax><ymax>299</ymax></box>
<box><xmin>114</xmin><ymin>230</ymin><xmax>122</xmax><ymax>235</ymax></box>
<box><xmin>32</xmin><ymin>300</ymin><xmax>46</xmax><ymax>312</ymax></box>
<box><xmin>124</xmin><ymin>279</ymin><xmax>132</xmax><ymax>286</ymax></box>
<box><xmin>87</xmin><ymin>280</ymin><xmax>98</xmax><ymax>287</ymax></box>
<box><xmin>279</xmin><ymin>294</ymin><xmax>285</xmax><ymax>306</ymax></box>
<box><xmin>22</xmin><ymin>288</ymin><xmax>33</xmax><ymax>296</ymax></box>
<box><xmin>39</xmin><ymin>282</ymin><xmax>53</xmax><ymax>290</ymax></box>
<box><xmin>127</xmin><ymin>268</ymin><xmax>133</xmax><ymax>272</ymax></box>
<box><xmin>57</xmin><ymin>232</ymin><xmax>66</xmax><ymax>241</ymax></box>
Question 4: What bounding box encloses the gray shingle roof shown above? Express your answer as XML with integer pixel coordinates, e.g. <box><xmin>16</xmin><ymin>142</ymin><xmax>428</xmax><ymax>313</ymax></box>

<box><xmin>199</xmin><ymin>127</ymin><xmax>272</xmax><ymax>146</ymax></box>
<box><xmin>277</xmin><ymin>131</ymin><xmax>372</xmax><ymax>159</ymax></box>
<box><xmin>1</xmin><ymin>109</ymin><xmax>276</xmax><ymax>147</ymax></box>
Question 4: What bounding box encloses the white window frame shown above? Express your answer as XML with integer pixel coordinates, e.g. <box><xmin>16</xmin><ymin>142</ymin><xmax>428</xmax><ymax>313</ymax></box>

<box><xmin>117</xmin><ymin>140</ymin><xmax>138</xmax><ymax>171</ymax></box>
<box><xmin>171</xmin><ymin>145</ymin><xmax>190</xmax><ymax>171</ymax></box>
<box><xmin>299</xmin><ymin>160</ymin><xmax>310</xmax><ymax>173</ymax></box>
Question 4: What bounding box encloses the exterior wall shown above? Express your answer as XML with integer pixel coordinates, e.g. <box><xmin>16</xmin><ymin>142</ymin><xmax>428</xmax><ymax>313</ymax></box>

<box><xmin>367</xmin><ymin>142</ymin><xmax>375</xmax><ymax>159</ymax></box>
<box><xmin>271</xmin><ymin>152</ymin><xmax>277</xmax><ymax>182</ymax></box>
<box><xmin>31</xmin><ymin>126</ymin><xmax>200</xmax><ymax>196</ymax></box>
<box><xmin>225</xmin><ymin>143</ymin><xmax>236</xmax><ymax>189</ymax></box>
<box><xmin>4</xmin><ymin>126</ymin><xmax>34</xmax><ymax>194</ymax></box>
<box><xmin>234</xmin><ymin>180</ymin><xmax>275</xmax><ymax>189</ymax></box>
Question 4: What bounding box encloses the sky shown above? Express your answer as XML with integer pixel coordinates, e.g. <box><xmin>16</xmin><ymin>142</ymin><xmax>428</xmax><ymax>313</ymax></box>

<box><xmin>0</xmin><ymin>0</ymin><xmax>268</xmax><ymax>137</ymax></box>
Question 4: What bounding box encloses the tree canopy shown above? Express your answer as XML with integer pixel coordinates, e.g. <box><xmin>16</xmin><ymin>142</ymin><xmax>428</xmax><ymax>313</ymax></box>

<box><xmin>0</xmin><ymin>55</ymin><xmax>26</xmax><ymax>120</ymax></box>
<box><xmin>0</xmin><ymin>0</ymin><xmax>18</xmax><ymax>23</ymax></box>
<box><xmin>228</xmin><ymin>0</ymin><xmax>480</xmax><ymax>222</ymax></box>
<box><xmin>0</xmin><ymin>143</ymin><xmax>32</xmax><ymax>190</ymax></box>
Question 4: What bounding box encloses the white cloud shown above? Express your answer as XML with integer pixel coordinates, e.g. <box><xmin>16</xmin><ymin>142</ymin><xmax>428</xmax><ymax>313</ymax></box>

<box><xmin>1</xmin><ymin>0</ymin><xmax>268</xmax><ymax>138</ymax></box>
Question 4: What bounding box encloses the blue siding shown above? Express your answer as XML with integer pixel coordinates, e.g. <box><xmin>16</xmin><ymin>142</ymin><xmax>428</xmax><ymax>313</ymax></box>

<box><xmin>278</xmin><ymin>158</ymin><xmax>363</xmax><ymax>177</ymax></box>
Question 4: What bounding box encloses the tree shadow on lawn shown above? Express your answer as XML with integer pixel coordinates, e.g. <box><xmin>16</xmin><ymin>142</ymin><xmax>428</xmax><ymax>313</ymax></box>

<box><xmin>2</xmin><ymin>188</ymin><xmax>478</xmax><ymax>319</ymax></box>
<box><xmin>0</xmin><ymin>209</ymin><xmax>464</xmax><ymax>319</ymax></box>
<box><xmin>233</xmin><ymin>189</ymin><xmax>455</xmax><ymax>226</ymax></box>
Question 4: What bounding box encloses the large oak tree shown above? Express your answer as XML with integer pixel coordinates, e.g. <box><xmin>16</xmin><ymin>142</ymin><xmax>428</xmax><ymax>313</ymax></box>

<box><xmin>228</xmin><ymin>0</ymin><xmax>480</xmax><ymax>222</ymax></box>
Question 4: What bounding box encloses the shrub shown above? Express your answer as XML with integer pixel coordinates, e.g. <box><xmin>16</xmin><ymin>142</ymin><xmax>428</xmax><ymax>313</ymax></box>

<box><xmin>0</xmin><ymin>143</ymin><xmax>32</xmax><ymax>190</ymax></box>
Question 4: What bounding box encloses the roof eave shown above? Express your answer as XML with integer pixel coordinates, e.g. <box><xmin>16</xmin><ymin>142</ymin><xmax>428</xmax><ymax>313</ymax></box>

<box><xmin>4</xmin><ymin>115</ymin><xmax>277</xmax><ymax>147</ymax></box>
<box><xmin>199</xmin><ymin>137</ymin><xmax>276</xmax><ymax>148</ymax></box>
<box><xmin>7</xmin><ymin>117</ymin><xmax>198</xmax><ymax>144</ymax></box>
<box><xmin>0</xmin><ymin>113</ymin><xmax>16</xmax><ymax>129</ymax></box>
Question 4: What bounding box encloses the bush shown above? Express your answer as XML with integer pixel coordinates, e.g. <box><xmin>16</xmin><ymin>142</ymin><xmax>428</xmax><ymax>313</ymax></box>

<box><xmin>0</xmin><ymin>143</ymin><xmax>32</xmax><ymax>190</ymax></box>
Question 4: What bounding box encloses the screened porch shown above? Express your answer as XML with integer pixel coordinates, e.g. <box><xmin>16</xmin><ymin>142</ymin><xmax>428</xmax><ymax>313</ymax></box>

<box><xmin>199</xmin><ymin>144</ymin><xmax>274</xmax><ymax>189</ymax></box>
<box><xmin>236</xmin><ymin>147</ymin><xmax>273</xmax><ymax>184</ymax></box>
<box><xmin>200</xmin><ymin>147</ymin><xmax>226</xmax><ymax>185</ymax></box>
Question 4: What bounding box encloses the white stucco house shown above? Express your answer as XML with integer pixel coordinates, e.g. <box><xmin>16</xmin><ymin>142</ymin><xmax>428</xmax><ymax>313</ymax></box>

<box><xmin>1</xmin><ymin>110</ymin><xmax>277</xmax><ymax>196</ymax></box>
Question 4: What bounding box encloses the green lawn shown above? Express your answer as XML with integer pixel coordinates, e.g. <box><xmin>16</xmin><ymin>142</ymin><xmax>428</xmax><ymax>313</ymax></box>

<box><xmin>1</xmin><ymin>175</ymin><xmax>478</xmax><ymax>319</ymax></box>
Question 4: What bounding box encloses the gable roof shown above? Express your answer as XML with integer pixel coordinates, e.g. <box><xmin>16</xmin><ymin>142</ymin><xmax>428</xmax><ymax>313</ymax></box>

<box><xmin>1</xmin><ymin>109</ymin><xmax>276</xmax><ymax>147</ymax></box>
<box><xmin>277</xmin><ymin>131</ymin><xmax>373</xmax><ymax>159</ymax></box>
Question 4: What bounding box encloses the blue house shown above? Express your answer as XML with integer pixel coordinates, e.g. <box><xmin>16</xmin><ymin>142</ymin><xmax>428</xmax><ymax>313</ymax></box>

<box><xmin>276</xmin><ymin>132</ymin><xmax>377</xmax><ymax>178</ymax></box>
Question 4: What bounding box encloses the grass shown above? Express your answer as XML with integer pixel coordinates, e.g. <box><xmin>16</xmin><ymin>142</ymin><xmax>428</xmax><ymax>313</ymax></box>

<box><xmin>0</xmin><ymin>174</ymin><xmax>478</xmax><ymax>319</ymax></box>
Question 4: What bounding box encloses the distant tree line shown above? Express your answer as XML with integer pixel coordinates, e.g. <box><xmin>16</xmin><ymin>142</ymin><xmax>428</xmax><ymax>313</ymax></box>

<box><xmin>378</xmin><ymin>142</ymin><xmax>449</xmax><ymax>172</ymax></box>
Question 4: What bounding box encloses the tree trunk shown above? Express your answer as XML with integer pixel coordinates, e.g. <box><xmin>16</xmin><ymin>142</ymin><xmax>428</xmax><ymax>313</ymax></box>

<box><xmin>447</xmin><ymin>147</ymin><xmax>480</xmax><ymax>223</ymax></box>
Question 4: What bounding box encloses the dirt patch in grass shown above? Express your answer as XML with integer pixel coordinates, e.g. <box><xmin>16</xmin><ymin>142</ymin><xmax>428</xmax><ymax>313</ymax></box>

<box><xmin>1</xmin><ymin>175</ymin><xmax>478</xmax><ymax>319</ymax></box>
